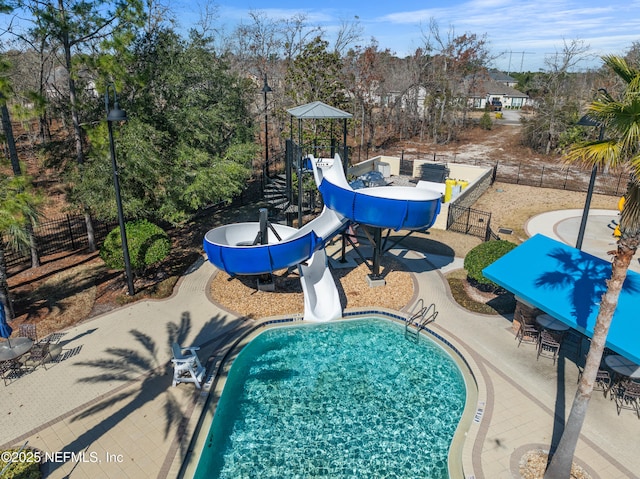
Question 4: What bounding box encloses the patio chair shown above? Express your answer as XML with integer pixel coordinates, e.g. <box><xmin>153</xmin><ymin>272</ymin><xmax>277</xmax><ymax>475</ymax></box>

<box><xmin>171</xmin><ymin>343</ymin><xmax>206</xmax><ymax>389</ymax></box>
<box><xmin>18</xmin><ymin>323</ymin><xmax>38</xmax><ymax>342</ymax></box>
<box><xmin>21</xmin><ymin>339</ymin><xmax>52</xmax><ymax>371</ymax></box>
<box><xmin>515</xmin><ymin>322</ymin><xmax>539</xmax><ymax>347</ymax></box>
<box><xmin>612</xmin><ymin>380</ymin><xmax>640</xmax><ymax>418</ymax></box>
<box><xmin>1</xmin><ymin>359</ymin><xmax>25</xmax><ymax>385</ymax></box>
<box><xmin>537</xmin><ymin>330</ymin><xmax>561</xmax><ymax>364</ymax></box>
<box><xmin>1</xmin><ymin>360</ymin><xmax>13</xmax><ymax>386</ymax></box>
<box><xmin>577</xmin><ymin>367</ymin><xmax>612</xmax><ymax>397</ymax></box>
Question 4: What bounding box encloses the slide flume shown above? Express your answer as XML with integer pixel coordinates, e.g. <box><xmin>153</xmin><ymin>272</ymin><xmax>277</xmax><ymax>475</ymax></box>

<box><xmin>203</xmin><ymin>154</ymin><xmax>443</xmax><ymax>322</ymax></box>
<box><xmin>311</xmin><ymin>155</ymin><xmax>442</xmax><ymax>231</ymax></box>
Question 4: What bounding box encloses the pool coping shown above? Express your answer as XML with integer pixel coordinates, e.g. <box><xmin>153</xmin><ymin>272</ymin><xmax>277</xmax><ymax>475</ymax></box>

<box><xmin>173</xmin><ymin>308</ymin><xmax>484</xmax><ymax>479</ymax></box>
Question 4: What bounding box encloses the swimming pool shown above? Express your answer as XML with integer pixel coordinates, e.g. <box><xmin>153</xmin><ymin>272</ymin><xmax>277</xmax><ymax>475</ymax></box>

<box><xmin>193</xmin><ymin>317</ymin><xmax>468</xmax><ymax>478</ymax></box>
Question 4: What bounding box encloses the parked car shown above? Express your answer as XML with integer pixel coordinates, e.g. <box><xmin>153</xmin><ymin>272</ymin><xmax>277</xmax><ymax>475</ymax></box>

<box><xmin>490</xmin><ymin>99</ymin><xmax>503</xmax><ymax>111</ymax></box>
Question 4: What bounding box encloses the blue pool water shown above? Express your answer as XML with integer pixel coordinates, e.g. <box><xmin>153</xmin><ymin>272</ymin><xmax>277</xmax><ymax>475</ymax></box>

<box><xmin>194</xmin><ymin>318</ymin><xmax>467</xmax><ymax>478</ymax></box>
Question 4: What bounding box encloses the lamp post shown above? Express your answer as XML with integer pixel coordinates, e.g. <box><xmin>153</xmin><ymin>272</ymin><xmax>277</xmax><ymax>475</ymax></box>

<box><xmin>105</xmin><ymin>83</ymin><xmax>135</xmax><ymax>296</ymax></box>
<box><xmin>575</xmin><ymin>115</ymin><xmax>605</xmax><ymax>250</ymax></box>
<box><xmin>261</xmin><ymin>74</ymin><xmax>272</xmax><ymax>191</ymax></box>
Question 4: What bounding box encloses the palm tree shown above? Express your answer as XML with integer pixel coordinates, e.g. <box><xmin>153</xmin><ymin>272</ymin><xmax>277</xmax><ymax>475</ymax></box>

<box><xmin>544</xmin><ymin>55</ymin><xmax>640</xmax><ymax>478</ymax></box>
<box><xmin>0</xmin><ymin>175</ymin><xmax>41</xmax><ymax>320</ymax></box>
<box><xmin>1</xmin><ymin>59</ymin><xmax>41</xmax><ymax>268</ymax></box>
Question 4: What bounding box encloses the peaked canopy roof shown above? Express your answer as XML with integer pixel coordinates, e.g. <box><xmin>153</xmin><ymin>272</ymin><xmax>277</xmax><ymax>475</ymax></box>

<box><xmin>287</xmin><ymin>101</ymin><xmax>353</xmax><ymax>119</ymax></box>
<box><xmin>483</xmin><ymin>234</ymin><xmax>640</xmax><ymax>364</ymax></box>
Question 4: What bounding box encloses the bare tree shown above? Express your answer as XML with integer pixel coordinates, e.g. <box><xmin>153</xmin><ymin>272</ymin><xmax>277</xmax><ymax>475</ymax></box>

<box><xmin>343</xmin><ymin>40</ymin><xmax>389</xmax><ymax>159</ymax></box>
<box><xmin>521</xmin><ymin>39</ymin><xmax>591</xmax><ymax>154</ymax></box>
<box><xmin>332</xmin><ymin>16</ymin><xmax>363</xmax><ymax>56</ymax></box>
<box><xmin>418</xmin><ymin>19</ymin><xmax>491</xmax><ymax>143</ymax></box>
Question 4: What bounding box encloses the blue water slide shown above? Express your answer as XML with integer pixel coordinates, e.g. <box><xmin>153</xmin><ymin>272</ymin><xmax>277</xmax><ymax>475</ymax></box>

<box><xmin>203</xmin><ymin>223</ymin><xmax>322</xmax><ymax>275</ymax></box>
<box><xmin>319</xmin><ymin>178</ymin><xmax>441</xmax><ymax>231</ymax></box>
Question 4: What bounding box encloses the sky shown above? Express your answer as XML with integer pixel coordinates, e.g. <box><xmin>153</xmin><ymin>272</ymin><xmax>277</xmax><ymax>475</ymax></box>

<box><xmin>173</xmin><ymin>0</ymin><xmax>640</xmax><ymax>72</ymax></box>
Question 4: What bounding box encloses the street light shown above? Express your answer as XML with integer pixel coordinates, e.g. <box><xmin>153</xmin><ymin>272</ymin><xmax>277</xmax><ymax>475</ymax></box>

<box><xmin>105</xmin><ymin>83</ymin><xmax>135</xmax><ymax>296</ymax></box>
<box><xmin>575</xmin><ymin>114</ymin><xmax>605</xmax><ymax>250</ymax></box>
<box><xmin>262</xmin><ymin>74</ymin><xmax>272</xmax><ymax>191</ymax></box>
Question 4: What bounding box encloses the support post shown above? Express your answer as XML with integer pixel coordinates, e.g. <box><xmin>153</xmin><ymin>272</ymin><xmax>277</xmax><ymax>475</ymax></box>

<box><xmin>259</xmin><ymin>208</ymin><xmax>268</xmax><ymax>245</ymax></box>
<box><xmin>367</xmin><ymin>227</ymin><xmax>386</xmax><ymax>287</ymax></box>
<box><xmin>257</xmin><ymin>207</ymin><xmax>275</xmax><ymax>291</ymax></box>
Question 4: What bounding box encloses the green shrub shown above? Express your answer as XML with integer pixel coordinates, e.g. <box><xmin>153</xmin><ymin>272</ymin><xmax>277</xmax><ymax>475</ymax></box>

<box><xmin>464</xmin><ymin>240</ymin><xmax>517</xmax><ymax>291</ymax></box>
<box><xmin>479</xmin><ymin>111</ymin><xmax>493</xmax><ymax>130</ymax></box>
<box><xmin>100</xmin><ymin>220</ymin><xmax>171</xmax><ymax>274</ymax></box>
<box><xmin>0</xmin><ymin>449</ymin><xmax>42</xmax><ymax>479</ymax></box>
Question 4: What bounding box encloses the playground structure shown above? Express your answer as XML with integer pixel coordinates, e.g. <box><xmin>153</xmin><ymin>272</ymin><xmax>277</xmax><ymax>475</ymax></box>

<box><xmin>203</xmin><ymin>154</ymin><xmax>442</xmax><ymax>322</ymax></box>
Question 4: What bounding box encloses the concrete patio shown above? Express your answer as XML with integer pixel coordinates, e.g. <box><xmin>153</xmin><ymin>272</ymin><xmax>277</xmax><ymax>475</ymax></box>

<box><xmin>1</xmin><ymin>213</ymin><xmax>638</xmax><ymax>478</ymax></box>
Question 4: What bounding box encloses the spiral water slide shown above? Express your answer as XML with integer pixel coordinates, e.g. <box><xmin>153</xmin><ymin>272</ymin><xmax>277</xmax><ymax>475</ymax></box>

<box><xmin>203</xmin><ymin>154</ymin><xmax>442</xmax><ymax>322</ymax></box>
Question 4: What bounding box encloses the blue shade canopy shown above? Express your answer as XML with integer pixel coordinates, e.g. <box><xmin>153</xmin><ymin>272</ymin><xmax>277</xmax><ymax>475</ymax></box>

<box><xmin>483</xmin><ymin>234</ymin><xmax>640</xmax><ymax>364</ymax></box>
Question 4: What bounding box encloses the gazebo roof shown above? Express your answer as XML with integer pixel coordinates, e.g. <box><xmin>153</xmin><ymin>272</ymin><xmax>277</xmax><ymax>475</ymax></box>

<box><xmin>483</xmin><ymin>234</ymin><xmax>640</xmax><ymax>363</ymax></box>
<box><xmin>287</xmin><ymin>101</ymin><xmax>353</xmax><ymax>119</ymax></box>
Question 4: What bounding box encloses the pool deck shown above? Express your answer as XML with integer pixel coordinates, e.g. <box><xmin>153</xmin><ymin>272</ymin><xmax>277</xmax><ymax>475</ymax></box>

<box><xmin>1</xmin><ymin>213</ymin><xmax>639</xmax><ymax>478</ymax></box>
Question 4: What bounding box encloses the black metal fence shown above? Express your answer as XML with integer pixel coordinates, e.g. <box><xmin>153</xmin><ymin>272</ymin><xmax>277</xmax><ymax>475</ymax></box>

<box><xmin>3</xmin><ymin>215</ymin><xmax>118</xmax><ymax>270</ymax></box>
<box><xmin>4</xmin><ymin>179</ymin><xmax>264</xmax><ymax>273</ymax></box>
<box><xmin>447</xmin><ymin>204</ymin><xmax>496</xmax><ymax>241</ymax></box>
<box><xmin>394</xmin><ymin>154</ymin><xmax>629</xmax><ymax>197</ymax></box>
<box><xmin>493</xmin><ymin>162</ymin><xmax>628</xmax><ymax>196</ymax></box>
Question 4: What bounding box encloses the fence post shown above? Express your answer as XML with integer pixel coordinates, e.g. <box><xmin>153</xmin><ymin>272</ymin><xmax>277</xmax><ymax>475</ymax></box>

<box><xmin>484</xmin><ymin>213</ymin><xmax>493</xmax><ymax>242</ymax></box>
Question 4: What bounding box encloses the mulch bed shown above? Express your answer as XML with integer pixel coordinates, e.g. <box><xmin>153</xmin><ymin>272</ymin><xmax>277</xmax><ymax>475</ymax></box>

<box><xmin>210</xmin><ymin>255</ymin><xmax>414</xmax><ymax>319</ymax></box>
<box><xmin>519</xmin><ymin>449</ymin><xmax>593</xmax><ymax>479</ymax></box>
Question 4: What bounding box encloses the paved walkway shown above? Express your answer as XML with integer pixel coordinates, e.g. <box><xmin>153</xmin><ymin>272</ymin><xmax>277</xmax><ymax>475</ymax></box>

<box><xmin>526</xmin><ymin>208</ymin><xmax>640</xmax><ymax>273</ymax></box>
<box><xmin>1</xmin><ymin>212</ymin><xmax>638</xmax><ymax>478</ymax></box>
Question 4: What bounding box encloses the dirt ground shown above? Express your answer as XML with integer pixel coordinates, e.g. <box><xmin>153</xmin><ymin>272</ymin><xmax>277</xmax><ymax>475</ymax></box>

<box><xmin>4</xmin><ymin>121</ymin><xmax>620</xmax><ymax>332</ymax></box>
<box><xmin>474</xmin><ymin>182</ymin><xmax>617</xmax><ymax>242</ymax></box>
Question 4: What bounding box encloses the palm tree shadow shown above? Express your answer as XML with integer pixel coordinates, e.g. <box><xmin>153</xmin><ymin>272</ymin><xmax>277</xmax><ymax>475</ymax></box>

<box><xmin>534</xmin><ymin>248</ymin><xmax>640</xmax><ymax>328</ymax></box>
<box><xmin>42</xmin><ymin>311</ymin><xmax>234</xmax><ymax>476</ymax></box>
<box><xmin>535</xmin><ymin>248</ymin><xmax>640</xmax><ymax>455</ymax></box>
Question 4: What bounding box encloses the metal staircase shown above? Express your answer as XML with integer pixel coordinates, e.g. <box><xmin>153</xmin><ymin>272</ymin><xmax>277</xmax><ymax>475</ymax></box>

<box><xmin>263</xmin><ymin>174</ymin><xmax>318</xmax><ymax>223</ymax></box>
<box><xmin>263</xmin><ymin>174</ymin><xmax>290</xmax><ymax>216</ymax></box>
<box><xmin>405</xmin><ymin>299</ymin><xmax>438</xmax><ymax>342</ymax></box>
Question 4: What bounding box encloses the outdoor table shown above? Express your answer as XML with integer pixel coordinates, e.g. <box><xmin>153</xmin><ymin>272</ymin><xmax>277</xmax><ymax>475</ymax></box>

<box><xmin>536</xmin><ymin>313</ymin><xmax>570</xmax><ymax>332</ymax></box>
<box><xmin>605</xmin><ymin>355</ymin><xmax>640</xmax><ymax>379</ymax></box>
<box><xmin>0</xmin><ymin>337</ymin><xmax>34</xmax><ymax>362</ymax></box>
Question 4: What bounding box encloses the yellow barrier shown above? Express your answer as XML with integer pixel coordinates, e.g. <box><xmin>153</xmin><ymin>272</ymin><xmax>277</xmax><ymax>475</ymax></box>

<box><xmin>444</xmin><ymin>179</ymin><xmax>456</xmax><ymax>203</ymax></box>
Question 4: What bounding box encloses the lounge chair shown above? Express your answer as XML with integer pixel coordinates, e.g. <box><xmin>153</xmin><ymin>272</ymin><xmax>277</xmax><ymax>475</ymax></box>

<box><xmin>171</xmin><ymin>343</ymin><xmax>206</xmax><ymax>388</ymax></box>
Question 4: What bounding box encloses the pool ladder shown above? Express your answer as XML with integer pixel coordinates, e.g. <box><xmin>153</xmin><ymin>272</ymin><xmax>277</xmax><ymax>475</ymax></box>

<box><xmin>405</xmin><ymin>299</ymin><xmax>438</xmax><ymax>343</ymax></box>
